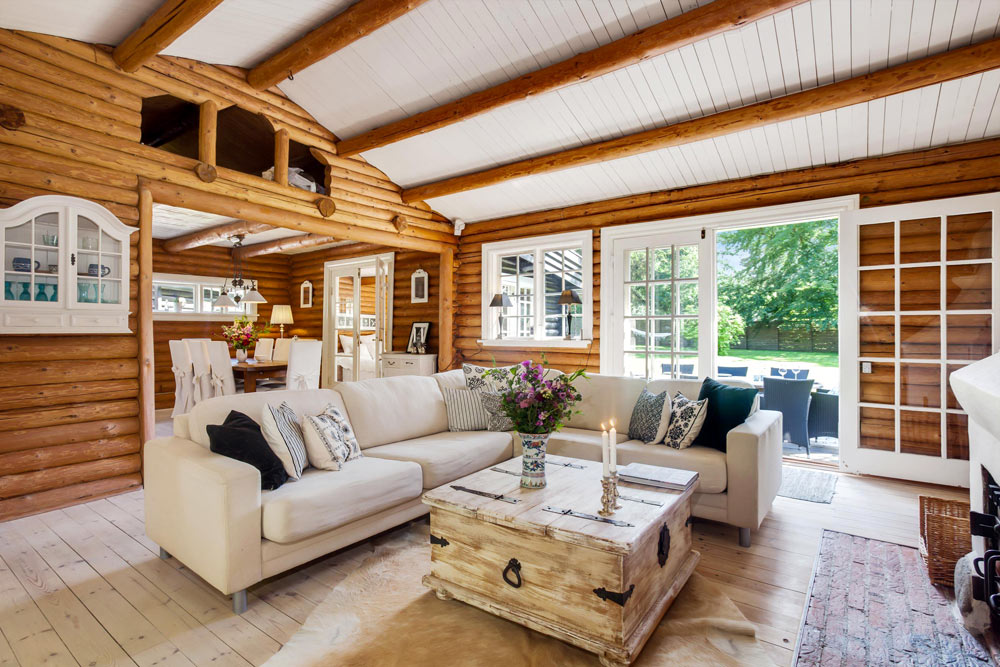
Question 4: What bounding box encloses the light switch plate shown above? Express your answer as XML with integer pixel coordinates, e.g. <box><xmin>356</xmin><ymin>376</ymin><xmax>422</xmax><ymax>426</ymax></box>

<box><xmin>862</xmin><ymin>361</ymin><xmax>872</xmax><ymax>374</ymax></box>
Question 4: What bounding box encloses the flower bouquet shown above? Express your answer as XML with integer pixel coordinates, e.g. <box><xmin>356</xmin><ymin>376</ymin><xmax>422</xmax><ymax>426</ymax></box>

<box><xmin>487</xmin><ymin>359</ymin><xmax>586</xmax><ymax>488</ymax></box>
<box><xmin>221</xmin><ymin>316</ymin><xmax>269</xmax><ymax>361</ymax></box>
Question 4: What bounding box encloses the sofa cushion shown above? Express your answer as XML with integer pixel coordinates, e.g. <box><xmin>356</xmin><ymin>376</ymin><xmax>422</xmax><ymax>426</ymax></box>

<box><xmin>616</xmin><ymin>440</ymin><xmax>726</xmax><ymax>493</ymax></box>
<box><xmin>664</xmin><ymin>392</ymin><xmax>708</xmax><ymax>450</ymax></box>
<box><xmin>365</xmin><ymin>431</ymin><xmax>513</xmax><ymax>489</ymax></box>
<box><xmin>539</xmin><ymin>427</ymin><xmax>628</xmax><ymax>459</ymax></box>
<box><xmin>433</xmin><ymin>369</ymin><xmax>467</xmax><ymax>392</ymax></box>
<box><xmin>303</xmin><ymin>403</ymin><xmax>363</xmax><ymax>470</ymax></box>
<box><xmin>207</xmin><ymin>410</ymin><xmax>289</xmax><ymax>491</ymax></box>
<box><xmin>442</xmin><ymin>387</ymin><xmax>489</xmax><ymax>431</ymax></box>
<box><xmin>337</xmin><ymin>375</ymin><xmax>448</xmax><ymax>448</ymax></box>
<box><xmin>261</xmin><ymin>457</ymin><xmax>423</xmax><ymax>544</ymax></box>
<box><xmin>628</xmin><ymin>389</ymin><xmax>672</xmax><ymax>444</ymax></box>
<box><xmin>260</xmin><ymin>401</ymin><xmax>308</xmax><ymax>480</ymax></box>
<box><xmin>566</xmin><ymin>374</ymin><xmax>648</xmax><ymax>432</ymax></box>
<box><xmin>188</xmin><ymin>389</ymin><xmax>344</xmax><ymax>448</ymax></box>
<box><xmin>694</xmin><ymin>377</ymin><xmax>759</xmax><ymax>451</ymax></box>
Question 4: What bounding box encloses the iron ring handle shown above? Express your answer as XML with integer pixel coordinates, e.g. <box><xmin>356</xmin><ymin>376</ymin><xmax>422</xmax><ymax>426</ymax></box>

<box><xmin>975</xmin><ymin>550</ymin><xmax>1000</xmax><ymax>578</ymax></box>
<box><xmin>502</xmin><ymin>558</ymin><xmax>522</xmax><ymax>588</ymax></box>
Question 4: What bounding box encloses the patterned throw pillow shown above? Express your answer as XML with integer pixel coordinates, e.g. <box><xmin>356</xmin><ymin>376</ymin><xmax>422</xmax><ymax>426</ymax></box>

<box><xmin>463</xmin><ymin>363</ymin><xmax>516</xmax><ymax>391</ymax></box>
<box><xmin>442</xmin><ymin>387</ymin><xmax>488</xmax><ymax>431</ymax></box>
<box><xmin>303</xmin><ymin>403</ymin><xmax>363</xmax><ymax>470</ymax></box>
<box><xmin>260</xmin><ymin>401</ymin><xmax>308</xmax><ymax>480</ymax></box>
<box><xmin>664</xmin><ymin>392</ymin><xmax>708</xmax><ymax>449</ymax></box>
<box><xmin>480</xmin><ymin>391</ymin><xmax>515</xmax><ymax>432</ymax></box>
<box><xmin>628</xmin><ymin>389</ymin><xmax>672</xmax><ymax>444</ymax></box>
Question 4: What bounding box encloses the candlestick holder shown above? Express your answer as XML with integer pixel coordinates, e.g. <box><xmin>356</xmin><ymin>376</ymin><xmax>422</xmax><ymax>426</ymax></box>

<box><xmin>612</xmin><ymin>471</ymin><xmax>622</xmax><ymax>509</ymax></box>
<box><xmin>599</xmin><ymin>475</ymin><xmax>618</xmax><ymax>517</ymax></box>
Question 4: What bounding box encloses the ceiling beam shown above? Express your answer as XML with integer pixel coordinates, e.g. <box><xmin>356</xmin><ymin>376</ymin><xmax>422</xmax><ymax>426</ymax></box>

<box><xmin>247</xmin><ymin>0</ymin><xmax>431</xmax><ymax>92</ymax></box>
<box><xmin>162</xmin><ymin>219</ymin><xmax>273</xmax><ymax>253</ymax></box>
<box><xmin>235</xmin><ymin>233</ymin><xmax>341</xmax><ymax>258</ymax></box>
<box><xmin>113</xmin><ymin>0</ymin><xmax>225</xmax><ymax>72</ymax></box>
<box><xmin>336</xmin><ymin>0</ymin><xmax>807</xmax><ymax>156</ymax></box>
<box><xmin>401</xmin><ymin>37</ymin><xmax>1000</xmax><ymax>203</ymax></box>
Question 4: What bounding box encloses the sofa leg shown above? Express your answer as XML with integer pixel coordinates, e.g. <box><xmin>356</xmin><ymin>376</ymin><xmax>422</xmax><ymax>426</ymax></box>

<box><xmin>158</xmin><ymin>547</ymin><xmax>170</xmax><ymax>560</ymax></box>
<box><xmin>738</xmin><ymin>527</ymin><xmax>751</xmax><ymax>548</ymax></box>
<box><xmin>232</xmin><ymin>590</ymin><xmax>248</xmax><ymax>615</ymax></box>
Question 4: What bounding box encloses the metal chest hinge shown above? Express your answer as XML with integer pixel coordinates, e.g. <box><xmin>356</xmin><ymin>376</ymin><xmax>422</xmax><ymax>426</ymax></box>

<box><xmin>430</xmin><ymin>534</ymin><xmax>449</xmax><ymax>548</ymax></box>
<box><xmin>593</xmin><ymin>584</ymin><xmax>635</xmax><ymax>607</ymax></box>
<box><xmin>657</xmin><ymin>524</ymin><xmax>670</xmax><ymax>567</ymax></box>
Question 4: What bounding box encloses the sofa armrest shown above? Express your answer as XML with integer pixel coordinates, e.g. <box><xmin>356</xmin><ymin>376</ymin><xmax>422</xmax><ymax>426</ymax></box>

<box><xmin>725</xmin><ymin>409</ymin><xmax>783</xmax><ymax>530</ymax></box>
<box><xmin>143</xmin><ymin>436</ymin><xmax>263</xmax><ymax>594</ymax></box>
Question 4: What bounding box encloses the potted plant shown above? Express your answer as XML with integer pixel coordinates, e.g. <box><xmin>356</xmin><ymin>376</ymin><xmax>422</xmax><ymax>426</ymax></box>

<box><xmin>487</xmin><ymin>360</ymin><xmax>586</xmax><ymax>489</ymax></box>
<box><xmin>222</xmin><ymin>316</ymin><xmax>269</xmax><ymax>362</ymax></box>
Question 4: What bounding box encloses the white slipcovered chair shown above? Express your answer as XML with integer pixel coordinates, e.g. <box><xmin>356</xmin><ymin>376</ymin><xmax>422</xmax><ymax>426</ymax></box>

<box><xmin>207</xmin><ymin>341</ymin><xmax>237</xmax><ymax>397</ymax></box>
<box><xmin>185</xmin><ymin>339</ymin><xmax>214</xmax><ymax>405</ymax></box>
<box><xmin>285</xmin><ymin>340</ymin><xmax>322</xmax><ymax>390</ymax></box>
<box><xmin>254</xmin><ymin>338</ymin><xmax>274</xmax><ymax>361</ymax></box>
<box><xmin>272</xmin><ymin>338</ymin><xmax>292</xmax><ymax>362</ymax></box>
<box><xmin>168</xmin><ymin>340</ymin><xmax>195</xmax><ymax>417</ymax></box>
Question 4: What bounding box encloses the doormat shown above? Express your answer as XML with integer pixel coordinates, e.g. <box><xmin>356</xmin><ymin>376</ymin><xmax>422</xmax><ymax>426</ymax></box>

<box><xmin>778</xmin><ymin>466</ymin><xmax>837</xmax><ymax>503</ymax></box>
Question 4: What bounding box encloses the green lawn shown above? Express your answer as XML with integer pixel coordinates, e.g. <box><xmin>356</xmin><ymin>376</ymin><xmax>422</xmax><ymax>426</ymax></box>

<box><xmin>719</xmin><ymin>349</ymin><xmax>839</xmax><ymax>368</ymax></box>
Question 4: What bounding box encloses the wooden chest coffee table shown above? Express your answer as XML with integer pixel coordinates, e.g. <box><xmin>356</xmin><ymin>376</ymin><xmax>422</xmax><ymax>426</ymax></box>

<box><xmin>422</xmin><ymin>455</ymin><xmax>699</xmax><ymax>667</ymax></box>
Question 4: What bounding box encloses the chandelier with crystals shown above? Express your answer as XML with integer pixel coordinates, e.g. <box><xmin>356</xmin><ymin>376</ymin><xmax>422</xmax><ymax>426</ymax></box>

<box><xmin>213</xmin><ymin>234</ymin><xmax>266</xmax><ymax>308</ymax></box>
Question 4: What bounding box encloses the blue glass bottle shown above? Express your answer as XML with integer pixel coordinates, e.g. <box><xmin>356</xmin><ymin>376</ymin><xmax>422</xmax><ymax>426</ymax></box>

<box><xmin>35</xmin><ymin>283</ymin><xmax>48</xmax><ymax>301</ymax></box>
<box><xmin>18</xmin><ymin>282</ymin><xmax>30</xmax><ymax>301</ymax></box>
<box><xmin>3</xmin><ymin>281</ymin><xmax>13</xmax><ymax>301</ymax></box>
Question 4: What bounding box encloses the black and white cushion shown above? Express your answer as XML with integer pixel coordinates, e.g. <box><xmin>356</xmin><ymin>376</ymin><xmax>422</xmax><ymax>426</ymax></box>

<box><xmin>463</xmin><ymin>363</ymin><xmax>515</xmax><ymax>391</ymax></box>
<box><xmin>664</xmin><ymin>392</ymin><xmax>708</xmax><ymax>449</ymax></box>
<box><xmin>628</xmin><ymin>389</ymin><xmax>672</xmax><ymax>444</ymax></box>
<box><xmin>303</xmin><ymin>403</ymin><xmax>363</xmax><ymax>470</ymax></box>
<box><xmin>442</xmin><ymin>387</ymin><xmax>488</xmax><ymax>431</ymax></box>
<box><xmin>480</xmin><ymin>391</ymin><xmax>514</xmax><ymax>432</ymax></box>
<box><xmin>260</xmin><ymin>401</ymin><xmax>308</xmax><ymax>480</ymax></box>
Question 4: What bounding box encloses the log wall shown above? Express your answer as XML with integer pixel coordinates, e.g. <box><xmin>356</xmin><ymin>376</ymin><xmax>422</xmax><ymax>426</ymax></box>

<box><xmin>0</xmin><ymin>28</ymin><xmax>452</xmax><ymax>521</ymax></box>
<box><xmin>455</xmin><ymin>138</ymin><xmax>1000</xmax><ymax>374</ymax></box>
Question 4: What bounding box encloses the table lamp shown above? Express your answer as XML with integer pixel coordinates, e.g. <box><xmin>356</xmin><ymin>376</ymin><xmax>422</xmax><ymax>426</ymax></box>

<box><xmin>558</xmin><ymin>289</ymin><xmax>582</xmax><ymax>340</ymax></box>
<box><xmin>270</xmin><ymin>305</ymin><xmax>293</xmax><ymax>338</ymax></box>
<box><xmin>489</xmin><ymin>293</ymin><xmax>512</xmax><ymax>339</ymax></box>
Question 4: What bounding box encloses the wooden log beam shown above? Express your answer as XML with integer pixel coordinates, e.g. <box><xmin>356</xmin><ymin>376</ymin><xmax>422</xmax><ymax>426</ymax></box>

<box><xmin>138</xmin><ymin>187</ymin><xmax>155</xmax><ymax>447</ymax></box>
<box><xmin>112</xmin><ymin>0</ymin><xmax>225</xmax><ymax>72</ymax></box>
<box><xmin>247</xmin><ymin>0</ymin><xmax>431</xmax><ymax>91</ymax></box>
<box><xmin>402</xmin><ymin>37</ymin><xmax>1000</xmax><ymax>203</ymax></box>
<box><xmin>337</xmin><ymin>0</ymin><xmax>805</xmax><ymax>156</ymax></box>
<box><xmin>274</xmin><ymin>128</ymin><xmax>289</xmax><ymax>186</ymax></box>
<box><xmin>162</xmin><ymin>219</ymin><xmax>274</xmax><ymax>252</ymax></box>
<box><xmin>438</xmin><ymin>247</ymin><xmax>454</xmax><ymax>371</ymax></box>
<box><xmin>142</xmin><ymin>179</ymin><xmax>452</xmax><ymax>252</ymax></box>
<box><xmin>198</xmin><ymin>99</ymin><xmax>217</xmax><ymax>165</ymax></box>
<box><xmin>0</xmin><ymin>103</ymin><xmax>25</xmax><ymax>130</ymax></box>
<box><xmin>234</xmin><ymin>233</ymin><xmax>342</xmax><ymax>258</ymax></box>
<box><xmin>0</xmin><ymin>474</ymin><xmax>141</xmax><ymax>522</ymax></box>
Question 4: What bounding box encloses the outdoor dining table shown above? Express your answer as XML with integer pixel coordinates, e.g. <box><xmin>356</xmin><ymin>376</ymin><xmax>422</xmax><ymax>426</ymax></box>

<box><xmin>231</xmin><ymin>359</ymin><xmax>286</xmax><ymax>392</ymax></box>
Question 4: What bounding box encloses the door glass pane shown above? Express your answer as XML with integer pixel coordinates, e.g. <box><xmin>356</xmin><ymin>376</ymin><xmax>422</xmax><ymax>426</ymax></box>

<box><xmin>859</xmin><ymin>315</ymin><xmax>895</xmax><ymax>357</ymax></box>
<box><xmin>859</xmin><ymin>362</ymin><xmax>894</xmax><ymax>404</ymax></box>
<box><xmin>899</xmin><ymin>410</ymin><xmax>941</xmax><ymax>456</ymax></box>
<box><xmin>678</xmin><ymin>319</ymin><xmax>698</xmax><ymax>353</ymax></box>
<box><xmin>651</xmin><ymin>319</ymin><xmax>671</xmax><ymax>350</ymax></box>
<box><xmin>651</xmin><ymin>248</ymin><xmax>671</xmax><ymax>280</ymax></box>
<box><xmin>676</xmin><ymin>245</ymin><xmax>698</xmax><ymax>278</ymax></box>
<box><xmin>678</xmin><ymin>282</ymin><xmax>698</xmax><ymax>315</ymax></box>
<box><xmin>652</xmin><ymin>284</ymin><xmax>671</xmax><ymax>316</ymax></box>
<box><xmin>947</xmin><ymin>212</ymin><xmax>991</xmax><ymax>260</ymax></box>
<box><xmin>675</xmin><ymin>355</ymin><xmax>698</xmax><ymax>378</ymax></box>
<box><xmin>946</xmin><ymin>314</ymin><xmax>992</xmax><ymax>360</ymax></box>
<box><xmin>859</xmin><ymin>222</ymin><xmax>894</xmax><ymax>266</ymax></box>
<box><xmin>899</xmin><ymin>217</ymin><xmax>939</xmax><ymax>264</ymax></box>
<box><xmin>860</xmin><ymin>269</ymin><xmax>895</xmax><ymax>311</ymax></box>
<box><xmin>900</xmin><ymin>363</ymin><xmax>940</xmax><ymax>408</ymax></box>
<box><xmin>629</xmin><ymin>249</ymin><xmax>646</xmax><ymax>282</ymax></box>
<box><xmin>859</xmin><ymin>406</ymin><xmax>895</xmax><ymax>450</ymax></box>
<box><xmin>625</xmin><ymin>318</ymin><xmax>648</xmax><ymax>350</ymax></box>
<box><xmin>650</xmin><ymin>353</ymin><xmax>673</xmax><ymax>378</ymax></box>
<box><xmin>624</xmin><ymin>353</ymin><xmax>647</xmax><ymax>378</ymax></box>
<box><xmin>946</xmin><ymin>264</ymin><xmax>991</xmax><ymax>310</ymax></box>
<box><xmin>899</xmin><ymin>266</ymin><xmax>939</xmax><ymax>311</ymax></box>
<box><xmin>900</xmin><ymin>315</ymin><xmax>939</xmax><ymax>359</ymax></box>
<box><xmin>628</xmin><ymin>285</ymin><xmax>647</xmax><ymax>316</ymax></box>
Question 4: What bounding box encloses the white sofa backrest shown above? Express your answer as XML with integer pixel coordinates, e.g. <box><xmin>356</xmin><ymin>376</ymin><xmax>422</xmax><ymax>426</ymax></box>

<box><xmin>566</xmin><ymin>373</ymin><xmax>648</xmax><ymax>432</ymax></box>
<box><xmin>336</xmin><ymin>375</ymin><xmax>448</xmax><ymax>448</ymax></box>
<box><xmin>433</xmin><ymin>369</ymin><xmax>466</xmax><ymax>391</ymax></box>
<box><xmin>646</xmin><ymin>378</ymin><xmax>703</xmax><ymax>401</ymax></box>
<box><xmin>187</xmin><ymin>389</ymin><xmax>345</xmax><ymax>448</ymax></box>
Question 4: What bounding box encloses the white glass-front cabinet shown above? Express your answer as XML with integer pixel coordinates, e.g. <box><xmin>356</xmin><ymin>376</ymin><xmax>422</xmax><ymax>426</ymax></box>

<box><xmin>1</xmin><ymin>195</ymin><xmax>136</xmax><ymax>333</ymax></box>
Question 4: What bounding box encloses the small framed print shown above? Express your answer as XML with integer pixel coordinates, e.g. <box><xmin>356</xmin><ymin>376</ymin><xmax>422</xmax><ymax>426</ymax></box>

<box><xmin>407</xmin><ymin>321</ymin><xmax>430</xmax><ymax>353</ymax></box>
<box><xmin>300</xmin><ymin>280</ymin><xmax>313</xmax><ymax>308</ymax></box>
<box><xmin>411</xmin><ymin>269</ymin><xmax>428</xmax><ymax>303</ymax></box>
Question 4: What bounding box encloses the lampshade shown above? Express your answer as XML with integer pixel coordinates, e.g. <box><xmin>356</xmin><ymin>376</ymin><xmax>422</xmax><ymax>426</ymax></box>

<box><xmin>270</xmin><ymin>304</ymin><xmax>294</xmax><ymax>325</ymax></box>
<box><xmin>242</xmin><ymin>288</ymin><xmax>267</xmax><ymax>304</ymax></box>
<box><xmin>558</xmin><ymin>289</ymin><xmax>582</xmax><ymax>305</ymax></box>
<box><xmin>489</xmin><ymin>293</ymin><xmax>513</xmax><ymax>308</ymax></box>
<box><xmin>213</xmin><ymin>292</ymin><xmax>238</xmax><ymax>309</ymax></box>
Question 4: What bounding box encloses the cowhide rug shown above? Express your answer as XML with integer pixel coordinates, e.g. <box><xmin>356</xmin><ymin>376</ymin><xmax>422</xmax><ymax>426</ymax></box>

<box><xmin>264</xmin><ymin>523</ymin><xmax>774</xmax><ymax>666</ymax></box>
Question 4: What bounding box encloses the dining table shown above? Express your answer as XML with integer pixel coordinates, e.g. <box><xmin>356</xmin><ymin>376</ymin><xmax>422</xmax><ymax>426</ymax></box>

<box><xmin>231</xmin><ymin>359</ymin><xmax>287</xmax><ymax>392</ymax></box>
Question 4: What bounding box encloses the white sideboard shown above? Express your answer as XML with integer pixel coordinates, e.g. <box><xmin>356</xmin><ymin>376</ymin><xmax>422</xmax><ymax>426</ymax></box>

<box><xmin>381</xmin><ymin>352</ymin><xmax>437</xmax><ymax>377</ymax></box>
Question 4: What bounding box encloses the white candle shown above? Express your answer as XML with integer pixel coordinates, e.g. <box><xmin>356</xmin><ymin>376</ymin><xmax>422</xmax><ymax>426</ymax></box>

<box><xmin>609</xmin><ymin>420</ymin><xmax>618</xmax><ymax>473</ymax></box>
<box><xmin>601</xmin><ymin>423</ymin><xmax>609</xmax><ymax>477</ymax></box>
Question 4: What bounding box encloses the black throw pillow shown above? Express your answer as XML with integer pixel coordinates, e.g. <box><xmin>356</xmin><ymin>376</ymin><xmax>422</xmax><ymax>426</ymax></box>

<box><xmin>208</xmin><ymin>410</ymin><xmax>289</xmax><ymax>490</ymax></box>
<box><xmin>693</xmin><ymin>377</ymin><xmax>758</xmax><ymax>452</ymax></box>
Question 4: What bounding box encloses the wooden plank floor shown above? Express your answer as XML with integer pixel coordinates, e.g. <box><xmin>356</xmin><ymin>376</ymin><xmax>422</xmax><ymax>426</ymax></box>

<box><xmin>0</xmin><ymin>469</ymin><xmax>969</xmax><ymax>666</ymax></box>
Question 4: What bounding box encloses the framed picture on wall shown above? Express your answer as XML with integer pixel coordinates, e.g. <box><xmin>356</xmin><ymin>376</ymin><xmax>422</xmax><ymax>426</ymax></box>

<box><xmin>407</xmin><ymin>321</ymin><xmax>430</xmax><ymax>353</ymax></box>
<box><xmin>411</xmin><ymin>269</ymin><xmax>428</xmax><ymax>303</ymax></box>
<box><xmin>300</xmin><ymin>280</ymin><xmax>313</xmax><ymax>308</ymax></box>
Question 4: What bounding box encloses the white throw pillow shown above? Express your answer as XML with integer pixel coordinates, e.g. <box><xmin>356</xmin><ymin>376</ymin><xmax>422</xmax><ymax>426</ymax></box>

<box><xmin>442</xmin><ymin>387</ymin><xmax>488</xmax><ymax>431</ymax></box>
<box><xmin>663</xmin><ymin>392</ymin><xmax>708</xmax><ymax>449</ymax></box>
<box><xmin>360</xmin><ymin>333</ymin><xmax>377</xmax><ymax>359</ymax></box>
<box><xmin>339</xmin><ymin>334</ymin><xmax>353</xmax><ymax>354</ymax></box>
<box><xmin>463</xmin><ymin>363</ymin><xmax>516</xmax><ymax>392</ymax></box>
<box><xmin>303</xmin><ymin>403</ymin><xmax>363</xmax><ymax>470</ymax></box>
<box><xmin>260</xmin><ymin>402</ymin><xmax>308</xmax><ymax>480</ymax></box>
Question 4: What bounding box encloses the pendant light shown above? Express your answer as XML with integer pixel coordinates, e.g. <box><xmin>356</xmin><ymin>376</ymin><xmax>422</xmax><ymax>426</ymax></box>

<box><xmin>213</xmin><ymin>234</ymin><xmax>267</xmax><ymax>308</ymax></box>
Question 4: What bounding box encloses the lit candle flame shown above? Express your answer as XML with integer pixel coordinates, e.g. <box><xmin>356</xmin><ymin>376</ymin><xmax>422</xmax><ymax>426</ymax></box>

<box><xmin>601</xmin><ymin>422</ymin><xmax>606</xmax><ymax>430</ymax></box>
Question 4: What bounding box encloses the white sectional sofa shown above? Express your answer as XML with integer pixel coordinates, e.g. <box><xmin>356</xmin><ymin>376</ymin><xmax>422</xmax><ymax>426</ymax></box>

<box><xmin>144</xmin><ymin>370</ymin><xmax>782</xmax><ymax>613</ymax></box>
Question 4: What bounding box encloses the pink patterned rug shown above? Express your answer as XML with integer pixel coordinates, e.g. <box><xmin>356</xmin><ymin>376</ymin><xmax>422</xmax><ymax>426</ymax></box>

<box><xmin>795</xmin><ymin>530</ymin><xmax>991</xmax><ymax>666</ymax></box>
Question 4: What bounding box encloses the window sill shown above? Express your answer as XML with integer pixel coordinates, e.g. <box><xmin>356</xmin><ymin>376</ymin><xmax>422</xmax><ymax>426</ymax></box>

<box><xmin>153</xmin><ymin>313</ymin><xmax>259</xmax><ymax>323</ymax></box>
<box><xmin>476</xmin><ymin>339</ymin><xmax>594</xmax><ymax>349</ymax></box>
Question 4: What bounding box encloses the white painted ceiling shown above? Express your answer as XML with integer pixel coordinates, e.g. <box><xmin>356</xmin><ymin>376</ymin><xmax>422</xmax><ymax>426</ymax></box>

<box><xmin>151</xmin><ymin>203</ymin><xmax>305</xmax><ymax>247</ymax></box>
<box><xmin>4</xmin><ymin>0</ymin><xmax>1000</xmax><ymax>224</ymax></box>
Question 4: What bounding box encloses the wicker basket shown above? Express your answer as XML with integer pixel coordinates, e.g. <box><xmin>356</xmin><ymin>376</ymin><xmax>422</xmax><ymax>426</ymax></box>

<box><xmin>918</xmin><ymin>495</ymin><xmax>971</xmax><ymax>587</ymax></box>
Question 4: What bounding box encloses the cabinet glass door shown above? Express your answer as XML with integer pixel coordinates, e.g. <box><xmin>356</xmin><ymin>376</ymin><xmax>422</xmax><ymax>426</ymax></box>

<box><xmin>4</xmin><ymin>211</ymin><xmax>61</xmax><ymax>304</ymax></box>
<box><xmin>75</xmin><ymin>215</ymin><xmax>122</xmax><ymax>306</ymax></box>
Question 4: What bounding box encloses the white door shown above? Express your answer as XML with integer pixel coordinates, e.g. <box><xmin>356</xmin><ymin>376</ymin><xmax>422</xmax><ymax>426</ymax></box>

<box><xmin>840</xmin><ymin>193</ymin><xmax>1000</xmax><ymax>486</ymax></box>
<box><xmin>605</xmin><ymin>230</ymin><xmax>713</xmax><ymax>379</ymax></box>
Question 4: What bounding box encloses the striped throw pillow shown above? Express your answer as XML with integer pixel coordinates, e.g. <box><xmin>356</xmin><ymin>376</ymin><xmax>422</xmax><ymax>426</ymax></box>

<box><xmin>303</xmin><ymin>403</ymin><xmax>363</xmax><ymax>471</ymax></box>
<box><xmin>260</xmin><ymin>402</ymin><xmax>308</xmax><ymax>480</ymax></box>
<box><xmin>442</xmin><ymin>387</ymin><xmax>489</xmax><ymax>431</ymax></box>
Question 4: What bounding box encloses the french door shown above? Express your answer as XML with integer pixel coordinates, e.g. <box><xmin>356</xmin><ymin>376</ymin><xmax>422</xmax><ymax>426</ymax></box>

<box><xmin>840</xmin><ymin>193</ymin><xmax>999</xmax><ymax>486</ymax></box>
<box><xmin>605</xmin><ymin>230</ymin><xmax>713</xmax><ymax>379</ymax></box>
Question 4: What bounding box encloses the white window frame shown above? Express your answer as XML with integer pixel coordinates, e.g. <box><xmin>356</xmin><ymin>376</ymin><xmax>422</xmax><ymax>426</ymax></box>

<box><xmin>600</xmin><ymin>196</ymin><xmax>860</xmax><ymax>376</ymax></box>
<box><xmin>151</xmin><ymin>272</ymin><xmax>258</xmax><ymax>321</ymax></box>
<box><xmin>480</xmin><ymin>230</ymin><xmax>593</xmax><ymax>348</ymax></box>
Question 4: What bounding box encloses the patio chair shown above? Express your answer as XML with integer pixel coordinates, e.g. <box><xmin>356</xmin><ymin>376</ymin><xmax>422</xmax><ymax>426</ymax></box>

<box><xmin>808</xmin><ymin>391</ymin><xmax>839</xmax><ymax>441</ymax></box>
<box><xmin>770</xmin><ymin>367</ymin><xmax>809</xmax><ymax>380</ymax></box>
<box><xmin>661</xmin><ymin>363</ymin><xmax>695</xmax><ymax>376</ymax></box>
<box><xmin>717</xmin><ymin>365</ymin><xmax>748</xmax><ymax>377</ymax></box>
<box><xmin>761</xmin><ymin>377</ymin><xmax>814</xmax><ymax>455</ymax></box>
